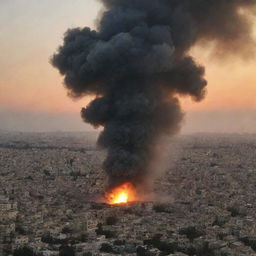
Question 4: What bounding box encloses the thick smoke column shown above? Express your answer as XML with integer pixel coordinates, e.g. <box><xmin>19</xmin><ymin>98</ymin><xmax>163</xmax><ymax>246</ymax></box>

<box><xmin>52</xmin><ymin>0</ymin><xmax>255</xmax><ymax>188</ymax></box>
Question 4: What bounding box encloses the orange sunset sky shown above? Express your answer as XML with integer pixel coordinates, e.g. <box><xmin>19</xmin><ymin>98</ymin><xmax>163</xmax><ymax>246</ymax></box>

<box><xmin>0</xmin><ymin>0</ymin><xmax>256</xmax><ymax>132</ymax></box>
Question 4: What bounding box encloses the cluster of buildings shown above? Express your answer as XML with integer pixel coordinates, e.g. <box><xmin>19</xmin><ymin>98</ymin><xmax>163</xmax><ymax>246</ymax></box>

<box><xmin>0</xmin><ymin>132</ymin><xmax>256</xmax><ymax>255</ymax></box>
<box><xmin>0</xmin><ymin>193</ymin><xmax>17</xmax><ymax>254</ymax></box>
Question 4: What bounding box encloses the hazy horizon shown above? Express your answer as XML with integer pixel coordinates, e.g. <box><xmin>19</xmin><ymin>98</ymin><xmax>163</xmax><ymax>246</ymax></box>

<box><xmin>1</xmin><ymin>107</ymin><xmax>256</xmax><ymax>134</ymax></box>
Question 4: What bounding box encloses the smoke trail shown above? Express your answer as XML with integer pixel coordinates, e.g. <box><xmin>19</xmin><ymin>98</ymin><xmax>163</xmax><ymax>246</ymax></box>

<box><xmin>52</xmin><ymin>0</ymin><xmax>255</xmax><ymax>188</ymax></box>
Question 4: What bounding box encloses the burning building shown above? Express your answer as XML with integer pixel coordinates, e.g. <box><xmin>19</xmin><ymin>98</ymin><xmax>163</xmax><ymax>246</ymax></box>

<box><xmin>52</xmin><ymin>0</ymin><xmax>256</xmax><ymax>203</ymax></box>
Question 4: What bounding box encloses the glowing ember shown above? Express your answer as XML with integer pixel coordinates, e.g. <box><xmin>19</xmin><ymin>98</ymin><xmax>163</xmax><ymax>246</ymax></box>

<box><xmin>106</xmin><ymin>183</ymin><xmax>137</xmax><ymax>205</ymax></box>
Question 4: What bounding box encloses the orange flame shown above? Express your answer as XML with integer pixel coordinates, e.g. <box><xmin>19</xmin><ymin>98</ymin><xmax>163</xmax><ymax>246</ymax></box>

<box><xmin>105</xmin><ymin>182</ymin><xmax>137</xmax><ymax>205</ymax></box>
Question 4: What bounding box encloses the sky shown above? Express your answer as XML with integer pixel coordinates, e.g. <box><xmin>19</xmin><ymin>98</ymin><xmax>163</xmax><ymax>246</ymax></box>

<box><xmin>0</xmin><ymin>0</ymin><xmax>256</xmax><ymax>133</ymax></box>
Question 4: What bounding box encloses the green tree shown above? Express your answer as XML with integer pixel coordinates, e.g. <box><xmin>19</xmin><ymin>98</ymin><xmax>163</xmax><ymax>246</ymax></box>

<box><xmin>100</xmin><ymin>243</ymin><xmax>114</xmax><ymax>253</ymax></box>
<box><xmin>59</xmin><ymin>245</ymin><xmax>75</xmax><ymax>256</ymax></box>
<box><xmin>13</xmin><ymin>246</ymin><xmax>37</xmax><ymax>256</ymax></box>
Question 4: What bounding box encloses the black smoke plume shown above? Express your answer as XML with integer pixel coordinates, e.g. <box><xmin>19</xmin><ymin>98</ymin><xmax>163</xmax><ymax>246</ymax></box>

<box><xmin>52</xmin><ymin>0</ymin><xmax>255</xmax><ymax>189</ymax></box>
